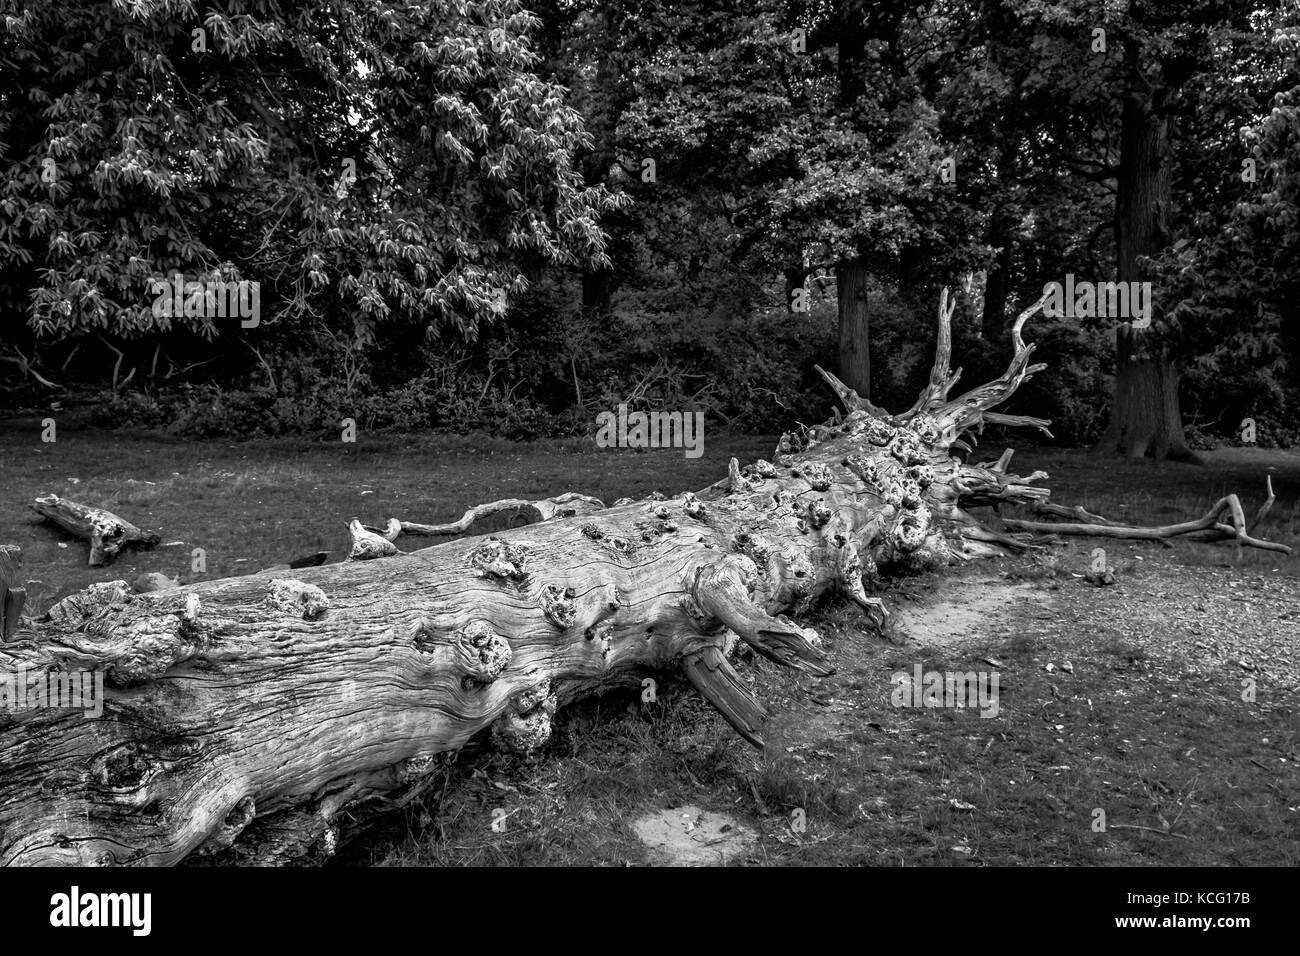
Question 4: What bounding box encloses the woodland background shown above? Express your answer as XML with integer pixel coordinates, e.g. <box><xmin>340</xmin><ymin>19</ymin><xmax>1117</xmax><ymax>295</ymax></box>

<box><xmin>0</xmin><ymin>0</ymin><xmax>1297</xmax><ymax>454</ymax></box>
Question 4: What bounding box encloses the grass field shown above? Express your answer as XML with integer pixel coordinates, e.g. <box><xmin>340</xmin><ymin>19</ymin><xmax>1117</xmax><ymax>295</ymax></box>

<box><xmin>1</xmin><ymin>416</ymin><xmax>1296</xmax><ymax>866</ymax></box>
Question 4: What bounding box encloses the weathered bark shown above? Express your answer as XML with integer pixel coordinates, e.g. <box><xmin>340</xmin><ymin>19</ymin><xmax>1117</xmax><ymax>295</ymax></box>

<box><xmin>0</xmin><ymin>290</ymin><xmax>1285</xmax><ymax>867</ymax></box>
<box><xmin>31</xmin><ymin>495</ymin><xmax>161</xmax><ymax>567</ymax></box>
<box><xmin>1100</xmin><ymin>322</ymin><xmax>1193</xmax><ymax>460</ymax></box>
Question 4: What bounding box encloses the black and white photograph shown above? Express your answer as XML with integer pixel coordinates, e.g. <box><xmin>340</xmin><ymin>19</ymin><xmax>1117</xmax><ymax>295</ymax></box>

<box><xmin>0</xmin><ymin>0</ymin><xmax>1294</xmax><ymax>931</ymax></box>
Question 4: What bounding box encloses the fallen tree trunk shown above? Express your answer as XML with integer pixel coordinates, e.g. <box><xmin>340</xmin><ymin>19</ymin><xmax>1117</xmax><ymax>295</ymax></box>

<box><xmin>30</xmin><ymin>495</ymin><xmax>160</xmax><ymax>567</ymax></box>
<box><xmin>0</xmin><ymin>289</ymin><xmax>1287</xmax><ymax>866</ymax></box>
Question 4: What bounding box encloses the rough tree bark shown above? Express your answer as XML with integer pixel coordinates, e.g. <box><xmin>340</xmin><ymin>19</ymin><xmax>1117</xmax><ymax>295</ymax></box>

<box><xmin>0</xmin><ymin>290</ymin><xmax>1285</xmax><ymax>867</ymax></box>
<box><xmin>836</xmin><ymin>259</ymin><xmax>872</xmax><ymax>397</ymax></box>
<box><xmin>1096</xmin><ymin>52</ymin><xmax>1194</xmax><ymax>461</ymax></box>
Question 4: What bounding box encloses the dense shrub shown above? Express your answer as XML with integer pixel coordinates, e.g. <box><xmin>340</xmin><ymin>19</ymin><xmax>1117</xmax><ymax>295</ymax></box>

<box><xmin>80</xmin><ymin>274</ymin><xmax>1292</xmax><ymax>448</ymax></box>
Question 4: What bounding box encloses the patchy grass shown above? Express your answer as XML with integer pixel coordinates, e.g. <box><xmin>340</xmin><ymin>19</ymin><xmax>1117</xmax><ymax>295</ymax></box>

<box><xmin>1</xmin><ymin>420</ymin><xmax>1296</xmax><ymax>866</ymax></box>
<box><xmin>0</xmin><ymin>418</ymin><xmax>770</xmax><ymax>609</ymax></box>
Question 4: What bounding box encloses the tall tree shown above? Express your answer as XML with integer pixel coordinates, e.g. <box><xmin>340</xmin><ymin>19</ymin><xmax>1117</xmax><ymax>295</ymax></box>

<box><xmin>1098</xmin><ymin>6</ymin><xmax>1192</xmax><ymax>459</ymax></box>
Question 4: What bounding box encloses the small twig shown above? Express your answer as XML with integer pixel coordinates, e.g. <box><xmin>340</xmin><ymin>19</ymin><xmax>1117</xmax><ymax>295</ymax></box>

<box><xmin>1108</xmin><ymin>824</ymin><xmax>1189</xmax><ymax>839</ymax></box>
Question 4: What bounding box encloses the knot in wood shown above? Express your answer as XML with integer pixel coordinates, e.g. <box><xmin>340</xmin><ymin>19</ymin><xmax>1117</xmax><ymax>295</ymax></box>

<box><xmin>470</xmin><ymin>539</ymin><xmax>531</xmax><ymax>581</ymax></box>
<box><xmin>266</xmin><ymin>579</ymin><xmax>329</xmax><ymax>620</ymax></box>
<box><xmin>907</xmin><ymin>463</ymin><xmax>936</xmax><ymax>487</ymax></box>
<box><xmin>398</xmin><ymin>755</ymin><xmax>436</xmax><ymax>784</ymax></box>
<box><xmin>863</xmin><ymin>419</ymin><xmax>896</xmax><ymax>446</ymax></box>
<box><xmin>454</xmin><ymin>620</ymin><xmax>512</xmax><ymax>682</ymax></box>
<box><xmin>891</xmin><ymin>505</ymin><xmax>931</xmax><ymax>552</ymax></box>
<box><xmin>807</xmin><ymin>501</ymin><xmax>833</xmax><ymax>528</ymax></box>
<box><xmin>775</xmin><ymin>431</ymin><xmax>803</xmax><ymax>456</ymax></box>
<box><xmin>491</xmin><ymin>682</ymin><xmax>557</xmax><ymax>753</ymax></box>
<box><xmin>909</xmin><ymin>414</ymin><xmax>942</xmax><ymax>445</ymax></box>
<box><xmin>888</xmin><ymin>432</ymin><xmax>926</xmax><ymax>466</ymax></box>
<box><xmin>802</xmin><ymin>462</ymin><xmax>833</xmax><ymax>491</ymax></box>
<box><xmin>539</xmin><ymin>584</ymin><xmax>577</xmax><ymax>629</ymax></box>
<box><xmin>844</xmin><ymin>455</ymin><xmax>880</xmax><ymax>487</ymax></box>
<box><xmin>898</xmin><ymin>478</ymin><xmax>923</xmax><ymax>510</ymax></box>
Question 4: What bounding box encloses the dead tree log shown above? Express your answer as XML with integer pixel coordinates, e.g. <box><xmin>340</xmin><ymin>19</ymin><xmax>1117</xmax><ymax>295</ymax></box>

<box><xmin>0</xmin><ymin>289</ymin><xmax>1287</xmax><ymax>866</ymax></box>
<box><xmin>30</xmin><ymin>495</ymin><xmax>160</xmax><ymax>567</ymax></box>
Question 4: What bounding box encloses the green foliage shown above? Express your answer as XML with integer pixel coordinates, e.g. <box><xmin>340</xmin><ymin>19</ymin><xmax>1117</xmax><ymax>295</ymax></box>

<box><xmin>0</xmin><ymin>0</ymin><xmax>623</xmax><ymax>341</ymax></box>
<box><xmin>6</xmin><ymin>0</ymin><xmax>1298</xmax><ymax>449</ymax></box>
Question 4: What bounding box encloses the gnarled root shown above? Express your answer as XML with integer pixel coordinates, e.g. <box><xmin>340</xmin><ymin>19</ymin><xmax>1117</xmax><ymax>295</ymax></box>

<box><xmin>693</xmin><ymin>556</ymin><xmax>832</xmax><ymax>677</ymax></box>
<box><xmin>1002</xmin><ymin>475</ymin><xmax>1290</xmax><ymax>554</ymax></box>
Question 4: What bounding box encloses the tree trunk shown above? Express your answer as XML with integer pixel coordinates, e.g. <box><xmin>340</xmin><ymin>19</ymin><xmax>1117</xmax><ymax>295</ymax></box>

<box><xmin>981</xmin><ymin>207</ymin><xmax>1015</xmax><ymax>345</ymax></box>
<box><xmin>1</xmin><ymin>290</ymin><xmax>1282</xmax><ymax>866</ymax></box>
<box><xmin>833</xmin><ymin>0</ymin><xmax>872</xmax><ymax>398</ymax></box>
<box><xmin>1104</xmin><ymin>323</ymin><xmax>1191</xmax><ymax>460</ymax></box>
<box><xmin>836</xmin><ymin>259</ymin><xmax>871</xmax><ymax>397</ymax></box>
<box><xmin>576</xmin><ymin>4</ymin><xmax>623</xmax><ymax>323</ymax></box>
<box><xmin>1097</xmin><ymin>72</ymin><xmax>1193</xmax><ymax>460</ymax></box>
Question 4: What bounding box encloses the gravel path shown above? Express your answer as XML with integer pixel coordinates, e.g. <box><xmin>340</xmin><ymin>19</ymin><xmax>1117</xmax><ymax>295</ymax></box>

<box><xmin>1042</xmin><ymin>563</ymin><xmax>1300</xmax><ymax>691</ymax></box>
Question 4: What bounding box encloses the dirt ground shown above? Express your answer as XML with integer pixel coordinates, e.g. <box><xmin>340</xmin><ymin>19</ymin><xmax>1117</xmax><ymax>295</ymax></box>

<box><xmin>365</xmin><ymin>548</ymin><xmax>1299</xmax><ymax>867</ymax></box>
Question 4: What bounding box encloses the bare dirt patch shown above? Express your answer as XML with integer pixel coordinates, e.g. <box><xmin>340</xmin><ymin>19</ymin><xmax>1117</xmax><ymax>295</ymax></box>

<box><xmin>890</xmin><ymin>575</ymin><xmax>1051</xmax><ymax>649</ymax></box>
<box><xmin>631</xmin><ymin>805</ymin><xmax>756</xmax><ymax>866</ymax></box>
